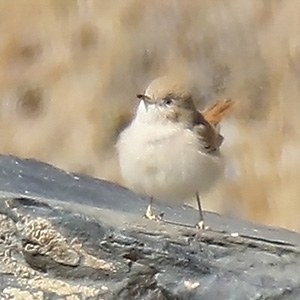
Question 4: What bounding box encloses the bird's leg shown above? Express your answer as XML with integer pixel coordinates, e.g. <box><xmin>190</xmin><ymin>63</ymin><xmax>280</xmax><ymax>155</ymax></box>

<box><xmin>195</xmin><ymin>192</ymin><xmax>209</xmax><ymax>230</ymax></box>
<box><xmin>144</xmin><ymin>197</ymin><xmax>164</xmax><ymax>221</ymax></box>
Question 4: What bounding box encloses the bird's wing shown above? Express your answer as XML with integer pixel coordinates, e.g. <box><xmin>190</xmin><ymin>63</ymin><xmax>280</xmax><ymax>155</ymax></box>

<box><xmin>193</xmin><ymin>122</ymin><xmax>223</xmax><ymax>152</ymax></box>
<box><xmin>193</xmin><ymin>99</ymin><xmax>233</xmax><ymax>152</ymax></box>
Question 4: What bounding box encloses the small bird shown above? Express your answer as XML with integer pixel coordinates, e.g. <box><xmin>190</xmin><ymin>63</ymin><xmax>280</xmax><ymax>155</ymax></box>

<box><xmin>117</xmin><ymin>76</ymin><xmax>232</xmax><ymax>229</ymax></box>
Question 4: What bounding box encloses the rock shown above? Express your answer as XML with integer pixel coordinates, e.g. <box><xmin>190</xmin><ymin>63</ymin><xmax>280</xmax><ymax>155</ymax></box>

<box><xmin>0</xmin><ymin>154</ymin><xmax>300</xmax><ymax>299</ymax></box>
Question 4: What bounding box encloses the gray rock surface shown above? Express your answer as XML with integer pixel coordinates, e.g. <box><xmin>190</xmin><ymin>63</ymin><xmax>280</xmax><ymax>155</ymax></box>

<box><xmin>0</xmin><ymin>154</ymin><xmax>300</xmax><ymax>299</ymax></box>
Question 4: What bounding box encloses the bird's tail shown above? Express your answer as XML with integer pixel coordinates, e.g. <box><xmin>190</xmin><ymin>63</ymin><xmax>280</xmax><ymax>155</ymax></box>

<box><xmin>202</xmin><ymin>98</ymin><xmax>234</xmax><ymax>126</ymax></box>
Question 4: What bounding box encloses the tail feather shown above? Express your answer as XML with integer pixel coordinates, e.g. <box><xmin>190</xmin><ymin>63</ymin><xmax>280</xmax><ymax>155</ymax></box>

<box><xmin>202</xmin><ymin>98</ymin><xmax>233</xmax><ymax>126</ymax></box>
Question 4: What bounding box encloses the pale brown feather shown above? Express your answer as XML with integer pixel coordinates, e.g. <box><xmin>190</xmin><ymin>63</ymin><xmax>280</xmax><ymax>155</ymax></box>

<box><xmin>202</xmin><ymin>98</ymin><xmax>233</xmax><ymax>126</ymax></box>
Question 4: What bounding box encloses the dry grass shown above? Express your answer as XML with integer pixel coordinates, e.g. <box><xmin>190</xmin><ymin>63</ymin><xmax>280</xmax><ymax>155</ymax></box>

<box><xmin>1</xmin><ymin>0</ymin><xmax>300</xmax><ymax>230</ymax></box>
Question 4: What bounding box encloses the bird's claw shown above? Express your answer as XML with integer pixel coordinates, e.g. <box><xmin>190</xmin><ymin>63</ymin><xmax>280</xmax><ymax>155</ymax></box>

<box><xmin>195</xmin><ymin>220</ymin><xmax>210</xmax><ymax>230</ymax></box>
<box><xmin>144</xmin><ymin>205</ymin><xmax>164</xmax><ymax>222</ymax></box>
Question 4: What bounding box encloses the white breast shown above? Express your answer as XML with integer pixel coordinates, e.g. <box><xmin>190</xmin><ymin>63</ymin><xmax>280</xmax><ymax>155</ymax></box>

<box><xmin>117</xmin><ymin>102</ymin><xmax>224</xmax><ymax>203</ymax></box>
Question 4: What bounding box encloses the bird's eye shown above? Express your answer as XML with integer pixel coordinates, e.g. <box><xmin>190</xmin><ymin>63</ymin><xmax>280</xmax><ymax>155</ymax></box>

<box><xmin>163</xmin><ymin>97</ymin><xmax>173</xmax><ymax>105</ymax></box>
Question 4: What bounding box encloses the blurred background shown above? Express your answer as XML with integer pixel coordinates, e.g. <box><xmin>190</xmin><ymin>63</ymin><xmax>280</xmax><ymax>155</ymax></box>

<box><xmin>1</xmin><ymin>0</ymin><xmax>300</xmax><ymax>231</ymax></box>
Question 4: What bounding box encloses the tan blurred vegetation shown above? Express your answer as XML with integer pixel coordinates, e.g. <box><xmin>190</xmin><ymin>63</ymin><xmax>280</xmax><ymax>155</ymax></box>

<box><xmin>1</xmin><ymin>0</ymin><xmax>300</xmax><ymax>230</ymax></box>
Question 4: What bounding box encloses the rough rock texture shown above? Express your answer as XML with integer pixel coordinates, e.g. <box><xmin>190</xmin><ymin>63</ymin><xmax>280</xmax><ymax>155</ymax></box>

<box><xmin>0</xmin><ymin>154</ymin><xmax>300</xmax><ymax>300</ymax></box>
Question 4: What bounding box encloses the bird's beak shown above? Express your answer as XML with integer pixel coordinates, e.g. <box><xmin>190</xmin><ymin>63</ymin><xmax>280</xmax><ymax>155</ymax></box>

<box><xmin>137</xmin><ymin>94</ymin><xmax>153</xmax><ymax>105</ymax></box>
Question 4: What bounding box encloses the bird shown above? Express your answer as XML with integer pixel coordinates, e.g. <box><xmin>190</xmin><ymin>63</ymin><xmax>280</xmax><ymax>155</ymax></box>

<box><xmin>117</xmin><ymin>76</ymin><xmax>232</xmax><ymax>229</ymax></box>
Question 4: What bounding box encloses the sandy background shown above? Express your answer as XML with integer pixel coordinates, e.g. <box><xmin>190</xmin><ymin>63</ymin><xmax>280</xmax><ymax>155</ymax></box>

<box><xmin>1</xmin><ymin>0</ymin><xmax>300</xmax><ymax>230</ymax></box>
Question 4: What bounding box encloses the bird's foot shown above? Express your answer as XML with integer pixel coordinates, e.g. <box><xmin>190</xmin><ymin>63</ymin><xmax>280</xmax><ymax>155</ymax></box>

<box><xmin>144</xmin><ymin>205</ymin><xmax>164</xmax><ymax>222</ymax></box>
<box><xmin>195</xmin><ymin>220</ymin><xmax>210</xmax><ymax>230</ymax></box>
